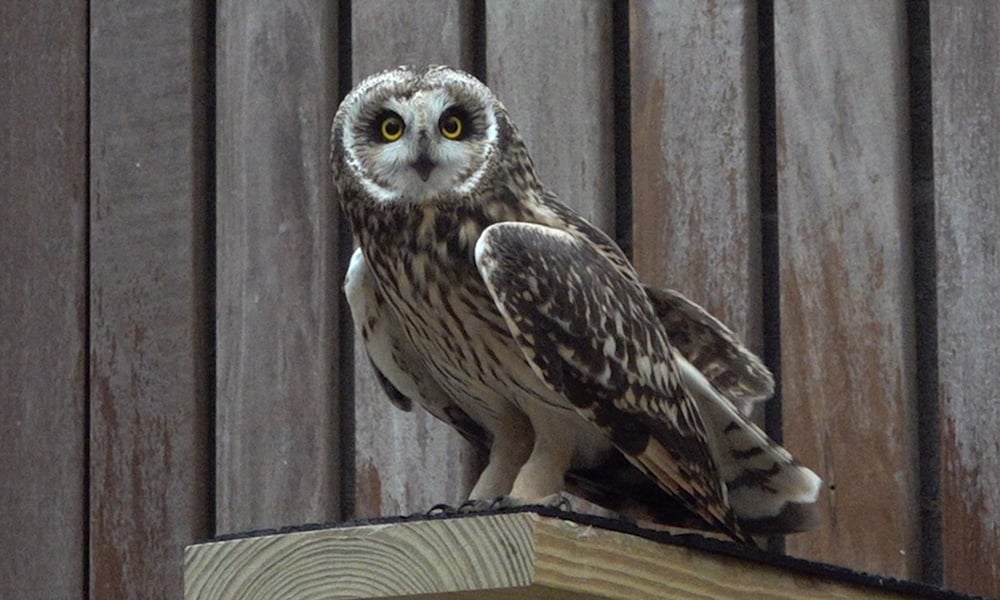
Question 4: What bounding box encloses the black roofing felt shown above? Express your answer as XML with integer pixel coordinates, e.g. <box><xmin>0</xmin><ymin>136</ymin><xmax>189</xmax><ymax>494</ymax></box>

<box><xmin>205</xmin><ymin>505</ymin><xmax>989</xmax><ymax>600</ymax></box>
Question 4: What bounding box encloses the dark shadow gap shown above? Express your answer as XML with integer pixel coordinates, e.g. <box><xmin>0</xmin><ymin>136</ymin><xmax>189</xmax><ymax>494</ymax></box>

<box><xmin>612</xmin><ymin>0</ymin><xmax>633</xmax><ymax>259</ymax></box>
<box><xmin>757</xmin><ymin>0</ymin><xmax>781</xmax><ymax>449</ymax></box>
<box><xmin>203</xmin><ymin>0</ymin><xmax>218</xmax><ymax>540</ymax></box>
<box><xmin>336</xmin><ymin>0</ymin><xmax>357</xmax><ymax>522</ymax></box>
<box><xmin>756</xmin><ymin>0</ymin><xmax>784</xmax><ymax>555</ymax></box>
<box><xmin>906</xmin><ymin>0</ymin><xmax>941</xmax><ymax>586</ymax></box>
<box><xmin>468</xmin><ymin>0</ymin><xmax>487</xmax><ymax>83</ymax></box>
<box><xmin>83</xmin><ymin>2</ymin><xmax>92</xmax><ymax>596</ymax></box>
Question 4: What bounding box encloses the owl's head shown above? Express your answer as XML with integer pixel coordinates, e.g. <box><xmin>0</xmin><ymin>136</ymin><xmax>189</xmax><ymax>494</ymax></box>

<box><xmin>331</xmin><ymin>65</ymin><xmax>510</xmax><ymax>204</ymax></box>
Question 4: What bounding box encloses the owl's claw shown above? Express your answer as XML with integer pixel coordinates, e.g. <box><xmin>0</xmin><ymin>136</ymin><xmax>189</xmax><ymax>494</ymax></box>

<box><xmin>460</xmin><ymin>493</ymin><xmax>574</xmax><ymax>512</ymax></box>
<box><xmin>458</xmin><ymin>497</ymin><xmax>503</xmax><ymax>513</ymax></box>
<box><xmin>539</xmin><ymin>492</ymin><xmax>574</xmax><ymax>512</ymax></box>
<box><xmin>426</xmin><ymin>503</ymin><xmax>459</xmax><ymax>516</ymax></box>
<box><xmin>428</xmin><ymin>495</ymin><xmax>566</xmax><ymax>517</ymax></box>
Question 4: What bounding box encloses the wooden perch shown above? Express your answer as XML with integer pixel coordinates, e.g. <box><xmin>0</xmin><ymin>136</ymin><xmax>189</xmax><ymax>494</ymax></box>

<box><xmin>185</xmin><ymin>511</ymin><xmax>942</xmax><ymax>599</ymax></box>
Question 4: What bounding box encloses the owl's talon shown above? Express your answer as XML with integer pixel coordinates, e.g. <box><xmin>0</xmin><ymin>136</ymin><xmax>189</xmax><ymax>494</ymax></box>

<box><xmin>461</xmin><ymin>494</ymin><xmax>573</xmax><ymax>512</ymax></box>
<box><xmin>457</xmin><ymin>498</ymin><xmax>496</xmax><ymax>513</ymax></box>
<box><xmin>540</xmin><ymin>492</ymin><xmax>573</xmax><ymax>512</ymax></box>
<box><xmin>489</xmin><ymin>495</ymin><xmax>516</xmax><ymax>510</ymax></box>
<box><xmin>426</xmin><ymin>503</ymin><xmax>457</xmax><ymax>516</ymax></box>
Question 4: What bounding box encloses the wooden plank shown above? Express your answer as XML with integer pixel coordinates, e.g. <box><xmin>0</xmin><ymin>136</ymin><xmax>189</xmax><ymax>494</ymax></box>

<box><xmin>774</xmin><ymin>1</ymin><xmax>919</xmax><ymax>578</ymax></box>
<box><xmin>485</xmin><ymin>0</ymin><xmax>616</xmax><ymax>231</ymax></box>
<box><xmin>215</xmin><ymin>0</ymin><xmax>343</xmax><ymax>534</ymax></box>
<box><xmin>185</xmin><ymin>512</ymin><xmax>920</xmax><ymax>600</ymax></box>
<box><xmin>0</xmin><ymin>1</ymin><xmax>88</xmax><ymax>597</ymax></box>
<box><xmin>930</xmin><ymin>3</ymin><xmax>1000</xmax><ymax>597</ymax></box>
<box><xmin>89</xmin><ymin>1</ymin><xmax>213</xmax><ymax>597</ymax></box>
<box><xmin>352</xmin><ymin>0</ymin><xmax>477</xmax><ymax>74</ymax></box>
<box><xmin>629</xmin><ymin>0</ymin><xmax>762</xmax><ymax>409</ymax></box>
<box><xmin>348</xmin><ymin>1</ymin><xmax>482</xmax><ymax>519</ymax></box>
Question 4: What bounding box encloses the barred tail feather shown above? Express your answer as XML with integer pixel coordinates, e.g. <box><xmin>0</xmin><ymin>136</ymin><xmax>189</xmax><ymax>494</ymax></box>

<box><xmin>678</xmin><ymin>354</ymin><xmax>824</xmax><ymax>534</ymax></box>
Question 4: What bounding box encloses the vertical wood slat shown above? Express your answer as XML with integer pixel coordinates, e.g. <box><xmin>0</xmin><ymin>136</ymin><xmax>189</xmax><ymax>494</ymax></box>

<box><xmin>485</xmin><ymin>0</ymin><xmax>616</xmax><ymax>232</ymax></box>
<box><xmin>930</xmin><ymin>3</ymin><xmax>1000</xmax><ymax>597</ymax></box>
<box><xmin>348</xmin><ymin>0</ymin><xmax>482</xmax><ymax>519</ymax></box>
<box><xmin>215</xmin><ymin>0</ymin><xmax>342</xmax><ymax>534</ymax></box>
<box><xmin>774</xmin><ymin>1</ymin><xmax>920</xmax><ymax>579</ymax></box>
<box><xmin>0</xmin><ymin>1</ymin><xmax>88</xmax><ymax>597</ymax></box>
<box><xmin>629</xmin><ymin>0</ymin><xmax>762</xmax><ymax>401</ymax></box>
<box><xmin>88</xmin><ymin>1</ymin><xmax>213</xmax><ymax>597</ymax></box>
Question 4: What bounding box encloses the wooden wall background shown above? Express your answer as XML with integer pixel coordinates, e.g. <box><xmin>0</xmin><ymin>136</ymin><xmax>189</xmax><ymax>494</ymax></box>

<box><xmin>2</xmin><ymin>1</ymin><xmax>997</xmax><ymax>598</ymax></box>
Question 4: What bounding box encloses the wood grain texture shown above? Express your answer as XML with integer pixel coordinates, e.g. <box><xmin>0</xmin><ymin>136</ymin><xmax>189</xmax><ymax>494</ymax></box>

<box><xmin>88</xmin><ymin>0</ymin><xmax>213</xmax><ymax>597</ymax></box>
<box><xmin>930</xmin><ymin>3</ymin><xmax>1000</xmax><ymax>597</ymax></box>
<box><xmin>774</xmin><ymin>1</ymin><xmax>919</xmax><ymax>578</ymax></box>
<box><xmin>629</xmin><ymin>0</ymin><xmax>762</xmax><ymax>403</ymax></box>
<box><xmin>348</xmin><ymin>1</ymin><xmax>482</xmax><ymax>519</ymax></box>
<box><xmin>215</xmin><ymin>0</ymin><xmax>342</xmax><ymax>534</ymax></box>
<box><xmin>185</xmin><ymin>513</ymin><xmax>915</xmax><ymax>600</ymax></box>
<box><xmin>485</xmin><ymin>0</ymin><xmax>616</xmax><ymax>231</ymax></box>
<box><xmin>0</xmin><ymin>1</ymin><xmax>88</xmax><ymax>597</ymax></box>
<box><xmin>352</xmin><ymin>0</ymin><xmax>477</xmax><ymax>75</ymax></box>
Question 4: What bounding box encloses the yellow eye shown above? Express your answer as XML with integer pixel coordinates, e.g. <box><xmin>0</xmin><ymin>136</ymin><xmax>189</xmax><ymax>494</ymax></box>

<box><xmin>440</xmin><ymin>115</ymin><xmax>463</xmax><ymax>140</ymax></box>
<box><xmin>380</xmin><ymin>115</ymin><xmax>404</xmax><ymax>142</ymax></box>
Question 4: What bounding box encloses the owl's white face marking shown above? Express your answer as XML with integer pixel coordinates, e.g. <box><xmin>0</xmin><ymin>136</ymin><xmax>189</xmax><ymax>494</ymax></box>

<box><xmin>335</xmin><ymin>66</ymin><xmax>500</xmax><ymax>204</ymax></box>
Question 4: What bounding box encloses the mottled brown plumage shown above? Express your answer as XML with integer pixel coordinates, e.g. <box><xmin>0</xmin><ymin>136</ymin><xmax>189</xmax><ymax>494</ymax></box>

<box><xmin>331</xmin><ymin>65</ymin><xmax>822</xmax><ymax>544</ymax></box>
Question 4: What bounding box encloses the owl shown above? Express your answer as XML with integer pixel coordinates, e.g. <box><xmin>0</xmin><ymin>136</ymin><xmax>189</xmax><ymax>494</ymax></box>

<box><xmin>330</xmin><ymin>65</ymin><xmax>822</xmax><ymax>544</ymax></box>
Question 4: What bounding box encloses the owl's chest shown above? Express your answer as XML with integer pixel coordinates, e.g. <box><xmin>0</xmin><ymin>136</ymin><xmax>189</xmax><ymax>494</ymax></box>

<box><xmin>359</xmin><ymin>213</ymin><xmax>546</xmax><ymax>405</ymax></box>
<box><xmin>364</xmin><ymin>228</ymin><xmax>507</xmax><ymax>356</ymax></box>
<box><xmin>360</xmin><ymin>208</ymin><xmax>487</xmax><ymax>305</ymax></box>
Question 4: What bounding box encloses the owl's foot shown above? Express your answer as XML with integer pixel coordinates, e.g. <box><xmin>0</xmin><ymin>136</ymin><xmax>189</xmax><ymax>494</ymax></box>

<box><xmin>426</xmin><ymin>503</ymin><xmax>460</xmax><ymax>516</ymax></box>
<box><xmin>475</xmin><ymin>492</ymin><xmax>574</xmax><ymax>512</ymax></box>
<box><xmin>530</xmin><ymin>492</ymin><xmax>574</xmax><ymax>511</ymax></box>
<box><xmin>425</xmin><ymin>497</ymin><xmax>503</xmax><ymax>516</ymax></box>
<box><xmin>427</xmin><ymin>493</ymin><xmax>576</xmax><ymax>517</ymax></box>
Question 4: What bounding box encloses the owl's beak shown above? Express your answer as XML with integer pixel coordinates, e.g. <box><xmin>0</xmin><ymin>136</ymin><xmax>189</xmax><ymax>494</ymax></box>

<box><xmin>411</xmin><ymin>151</ymin><xmax>436</xmax><ymax>182</ymax></box>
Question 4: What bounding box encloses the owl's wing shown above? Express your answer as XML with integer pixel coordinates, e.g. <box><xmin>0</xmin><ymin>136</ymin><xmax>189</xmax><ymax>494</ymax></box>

<box><xmin>345</xmin><ymin>248</ymin><xmax>491</xmax><ymax>447</ymax></box>
<box><xmin>474</xmin><ymin>222</ymin><xmax>752</xmax><ymax>544</ymax></box>
<box><xmin>644</xmin><ymin>286</ymin><xmax>774</xmax><ymax>403</ymax></box>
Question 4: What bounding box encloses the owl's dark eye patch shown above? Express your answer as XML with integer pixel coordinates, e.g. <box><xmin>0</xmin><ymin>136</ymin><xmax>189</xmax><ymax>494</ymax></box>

<box><xmin>371</xmin><ymin>110</ymin><xmax>405</xmax><ymax>143</ymax></box>
<box><xmin>440</xmin><ymin>106</ymin><xmax>480</xmax><ymax>140</ymax></box>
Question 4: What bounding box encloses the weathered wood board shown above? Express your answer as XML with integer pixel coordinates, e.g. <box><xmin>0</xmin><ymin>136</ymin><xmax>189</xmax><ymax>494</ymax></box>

<box><xmin>930</xmin><ymin>3</ymin><xmax>1000</xmax><ymax>597</ymax></box>
<box><xmin>774</xmin><ymin>1</ymin><xmax>920</xmax><ymax>579</ymax></box>
<box><xmin>215</xmin><ymin>0</ymin><xmax>343</xmax><ymax>534</ymax></box>
<box><xmin>486</xmin><ymin>1</ymin><xmax>616</xmax><ymax>230</ymax></box>
<box><xmin>0</xmin><ymin>1</ymin><xmax>88</xmax><ymax>596</ymax></box>
<box><xmin>88</xmin><ymin>0</ymin><xmax>213</xmax><ymax>597</ymax></box>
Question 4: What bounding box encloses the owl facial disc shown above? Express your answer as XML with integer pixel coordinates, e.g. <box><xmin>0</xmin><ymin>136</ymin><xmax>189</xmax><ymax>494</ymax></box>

<box><xmin>333</xmin><ymin>66</ymin><xmax>500</xmax><ymax>204</ymax></box>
